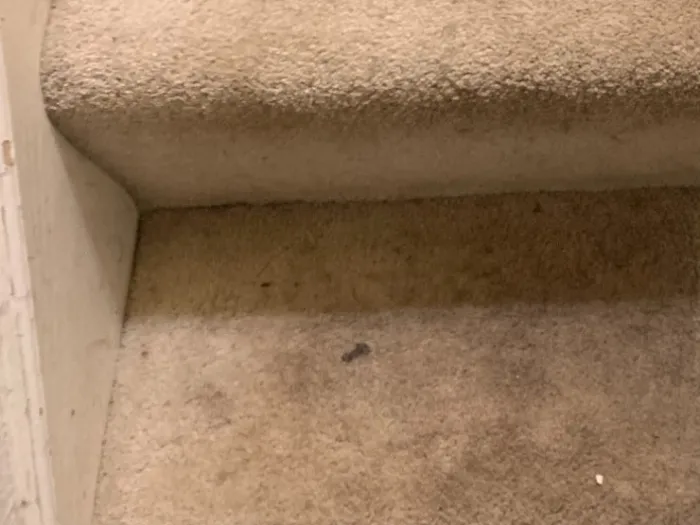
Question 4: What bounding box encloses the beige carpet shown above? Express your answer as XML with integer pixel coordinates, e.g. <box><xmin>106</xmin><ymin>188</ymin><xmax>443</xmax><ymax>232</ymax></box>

<box><xmin>96</xmin><ymin>188</ymin><xmax>700</xmax><ymax>524</ymax></box>
<box><xmin>41</xmin><ymin>0</ymin><xmax>700</xmax><ymax>207</ymax></box>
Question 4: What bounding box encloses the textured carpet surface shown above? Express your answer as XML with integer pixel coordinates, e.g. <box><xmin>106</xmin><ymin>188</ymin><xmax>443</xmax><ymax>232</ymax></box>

<box><xmin>42</xmin><ymin>1</ymin><xmax>700</xmax><ymax>207</ymax></box>
<box><xmin>96</xmin><ymin>188</ymin><xmax>700</xmax><ymax>525</ymax></box>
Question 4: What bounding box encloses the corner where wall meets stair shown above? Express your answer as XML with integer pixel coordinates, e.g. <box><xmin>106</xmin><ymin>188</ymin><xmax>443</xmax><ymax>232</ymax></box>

<box><xmin>41</xmin><ymin>0</ymin><xmax>700</xmax><ymax>208</ymax></box>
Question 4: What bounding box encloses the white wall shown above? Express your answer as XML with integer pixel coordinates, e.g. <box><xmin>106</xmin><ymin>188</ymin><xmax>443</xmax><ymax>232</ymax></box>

<box><xmin>0</xmin><ymin>2</ymin><xmax>139</xmax><ymax>525</ymax></box>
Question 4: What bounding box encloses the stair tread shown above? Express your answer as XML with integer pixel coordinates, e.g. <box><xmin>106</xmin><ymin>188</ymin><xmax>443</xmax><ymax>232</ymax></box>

<box><xmin>40</xmin><ymin>0</ymin><xmax>700</xmax><ymax>206</ymax></box>
<box><xmin>43</xmin><ymin>0</ymin><xmax>700</xmax><ymax>122</ymax></box>
<box><xmin>95</xmin><ymin>189</ymin><xmax>700</xmax><ymax>525</ymax></box>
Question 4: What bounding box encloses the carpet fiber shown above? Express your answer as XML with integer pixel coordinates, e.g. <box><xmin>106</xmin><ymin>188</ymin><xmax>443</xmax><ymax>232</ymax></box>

<box><xmin>41</xmin><ymin>0</ymin><xmax>700</xmax><ymax>207</ymax></box>
<box><xmin>96</xmin><ymin>188</ymin><xmax>700</xmax><ymax>524</ymax></box>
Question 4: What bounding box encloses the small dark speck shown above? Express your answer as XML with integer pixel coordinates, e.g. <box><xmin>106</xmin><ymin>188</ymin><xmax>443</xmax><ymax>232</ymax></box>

<box><xmin>216</xmin><ymin>470</ymin><xmax>231</xmax><ymax>484</ymax></box>
<box><xmin>260</xmin><ymin>282</ymin><xmax>272</xmax><ymax>288</ymax></box>
<box><xmin>293</xmin><ymin>281</ymin><xmax>300</xmax><ymax>288</ymax></box>
<box><xmin>39</xmin><ymin>407</ymin><xmax>43</xmax><ymax>415</ymax></box>
<box><xmin>533</xmin><ymin>202</ymin><xmax>543</xmax><ymax>213</ymax></box>
<box><xmin>141</xmin><ymin>350</ymin><xmax>149</xmax><ymax>358</ymax></box>
<box><xmin>552</xmin><ymin>502</ymin><xmax>565</xmax><ymax>514</ymax></box>
<box><xmin>70</xmin><ymin>409</ymin><xmax>76</xmax><ymax>417</ymax></box>
<box><xmin>342</xmin><ymin>342</ymin><xmax>372</xmax><ymax>363</ymax></box>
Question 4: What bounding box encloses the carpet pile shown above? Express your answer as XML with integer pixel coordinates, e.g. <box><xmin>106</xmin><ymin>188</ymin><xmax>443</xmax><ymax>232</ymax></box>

<box><xmin>41</xmin><ymin>0</ymin><xmax>700</xmax><ymax>207</ymax></box>
<box><xmin>96</xmin><ymin>189</ymin><xmax>700</xmax><ymax>524</ymax></box>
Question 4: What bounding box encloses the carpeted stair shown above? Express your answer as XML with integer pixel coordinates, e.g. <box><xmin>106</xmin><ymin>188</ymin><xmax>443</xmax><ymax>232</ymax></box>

<box><xmin>98</xmin><ymin>189</ymin><xmax>700</xmax><ymax>524</ymax></box>
<box><xmin>39</xmin><ymin>1</ymin><xmax>700</xmax><ymax>524</ymax></box>
<box><xmin>41</xmin><ymin>0</ymin><xmax>700</xmax><ymax>208</ymax></box>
